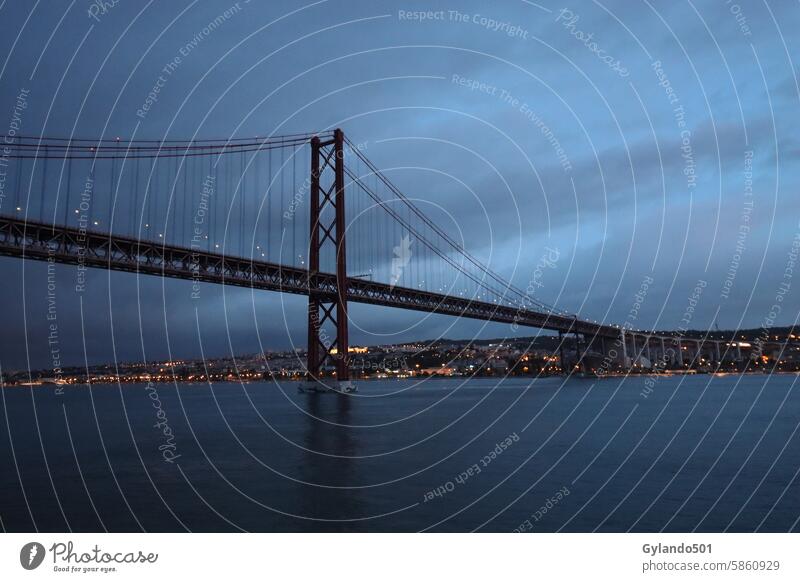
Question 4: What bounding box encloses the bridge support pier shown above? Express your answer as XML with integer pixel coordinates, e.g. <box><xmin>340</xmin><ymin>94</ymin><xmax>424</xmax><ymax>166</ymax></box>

<box><xmin>620</xmin><ymin>329</ymin><xmax>627</xmax><ymax>369</ymax></box>
<box><xmin>574</xmin><ymin>322</ymin><xmax>585</xmax><ymax>375</ymax></box>
<box><xmin>304</xmin><ymin>129</ymin><xmax>354</xmax><ymax>393</ymax></box>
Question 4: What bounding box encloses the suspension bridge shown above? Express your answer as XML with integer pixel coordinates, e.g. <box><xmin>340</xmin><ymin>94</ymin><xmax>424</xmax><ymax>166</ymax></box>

<box><xmin>0</xmin><ymin>129</ymin><xmax>735</xmax><ymax>391</ymax></box>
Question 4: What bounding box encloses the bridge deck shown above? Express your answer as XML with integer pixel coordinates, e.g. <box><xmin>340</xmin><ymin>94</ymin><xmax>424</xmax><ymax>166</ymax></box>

<box><xmin>0</xmin><ymin>215</ymin><xmax>622</xmax><ymax>338</ymax></box>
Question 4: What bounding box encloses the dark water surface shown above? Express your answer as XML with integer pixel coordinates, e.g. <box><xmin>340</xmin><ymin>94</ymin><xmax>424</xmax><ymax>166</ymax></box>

<box><xmin>1</xmin><ymin>374</ymin><xmax>799</xmax><ymax>532</ymax></box>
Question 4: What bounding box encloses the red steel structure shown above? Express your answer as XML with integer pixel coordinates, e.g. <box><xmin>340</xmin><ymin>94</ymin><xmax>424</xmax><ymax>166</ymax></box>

<box><xmin>307</xmin><ymin>129</ymin><xmax>349</xmax><ymax>385</ymax></box>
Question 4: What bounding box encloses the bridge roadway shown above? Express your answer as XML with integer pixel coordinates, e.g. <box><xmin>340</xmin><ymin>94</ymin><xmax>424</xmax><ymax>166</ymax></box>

<box><xmin>0</xmin><ymin>215</ymin><xmax>628</xmax><ymax>339</ymax></box>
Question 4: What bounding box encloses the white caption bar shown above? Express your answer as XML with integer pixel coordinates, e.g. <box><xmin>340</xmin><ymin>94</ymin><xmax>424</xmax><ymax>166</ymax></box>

<box><xmin>1</xmin><ymin>533</ymin><xmax>797</xmax><ymax>581</ymax></box>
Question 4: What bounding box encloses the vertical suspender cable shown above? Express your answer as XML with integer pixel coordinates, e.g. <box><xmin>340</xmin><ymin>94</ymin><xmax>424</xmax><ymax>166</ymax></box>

<box><xmin>267</xmin><ymin>147</ymin><xmax>272</xmax><ymax>262</ymax></box>
<box><xmin>13</xmin><ymin>154</ymin><xmax>22</xmax><ymax>213</ymax></box>
<box><xmin>279</xmin><ymin>145</ymin><xmax>284</xmax><ymax>264</ymax></box>
<box><xmin>109</xmin><ymin>154</ymin><xmax>116</xmax><ymax>230</ymax></box>
<box><xmin>292</xmin><ymin>145</ymin><xmax>297</xmax><ymax>266</ymax></box>
<box><xmin>255</xmin><ymin>147</ymin><xmax>261</xmax><ymax>257</ymax></box>
<box><xmin>207</xmin><ymin>153</ymin><xmax>213</xmax><ymax>252</ymax></box>
<box><xmin>172</xmin><ymin>154</ymin><xmax>180</xmax><ymax>244</ymax></box>
<box><xmin>240</xmin><ymin>149</ymin><xmax>245</xmax><ymax>257</ymax></box>
<box><xmin>41</xmin><ymin>145</ymin><xmax>48</xmax><ymax>222</ymax></box>
<box><xmin>180</xmin><ymin>153</ymin><xmax>192</xmax><ymax>245</ymax></box>
<box><xmin>64</xmin><ymin>151</ymin><xmax>72</xmax><ymax>227</ymax></box>
<box><xmin>131</xmin><ymin>155</ymin><xmax>138</xmax><ymax>237</ymax></box>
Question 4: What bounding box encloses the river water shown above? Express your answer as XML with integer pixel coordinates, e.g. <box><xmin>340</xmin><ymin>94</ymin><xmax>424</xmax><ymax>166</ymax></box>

<box><xmin>1</xmin><ymin>374</ymin><xmax>798</xmax><ymax>532</ymax></box>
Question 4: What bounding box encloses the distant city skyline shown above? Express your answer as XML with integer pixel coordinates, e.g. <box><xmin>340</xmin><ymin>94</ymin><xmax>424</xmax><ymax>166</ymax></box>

<box><xmin>1</xmin><ymin>1</ymin><xmax>798</xmax><ymax>370</ymax></box>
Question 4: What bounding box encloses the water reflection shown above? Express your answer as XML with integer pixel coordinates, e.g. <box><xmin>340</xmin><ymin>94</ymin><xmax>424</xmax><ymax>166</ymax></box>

<box><xmin>299</xmin><ymin>393</ymin><xmax>363</xmax><ymax>529</ymax></box>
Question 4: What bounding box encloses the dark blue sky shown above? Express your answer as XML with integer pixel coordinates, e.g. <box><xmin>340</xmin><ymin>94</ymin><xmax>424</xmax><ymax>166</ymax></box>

<box><xmin>1</xmin><ymin>0</ymin><xmax>799</xmax><ymax>370</ymax></box>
